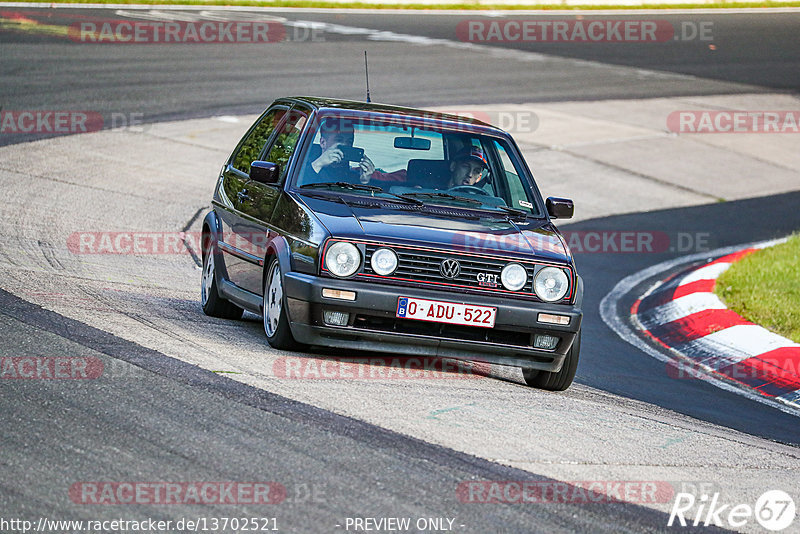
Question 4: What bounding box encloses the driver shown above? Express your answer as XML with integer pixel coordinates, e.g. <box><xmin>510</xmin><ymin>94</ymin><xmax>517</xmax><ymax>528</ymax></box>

<box><xmin>306</xmin><ymin>117</ymin><xmax>375</xmax><ymax>183</ymax></box>
<box><xmin>445</xmin><ymin>146</ymin><xmax>489</xmax><ymax>189</ymax></box>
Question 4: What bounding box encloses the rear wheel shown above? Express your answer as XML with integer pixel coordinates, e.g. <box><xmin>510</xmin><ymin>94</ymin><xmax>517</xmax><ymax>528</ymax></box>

<box><xmin>201</xmin><ymin>235</ymin><xmax>243</xmax><ymax>319</ymax></box>
<box><xmin>522</xmin><ymin>330</ymin><xmax>580</xmax><ymax>391</ymax></box>
<box><xmin>262</xmin><ymin>259</ymin><xmax>302</xmax><ymax>350</ymax></box>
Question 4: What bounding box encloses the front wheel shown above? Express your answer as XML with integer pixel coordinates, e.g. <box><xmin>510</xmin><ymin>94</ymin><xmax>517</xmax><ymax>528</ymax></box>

<box><xmin>522</xmin><ymin>330</ymin><xmax>580</xmax><ymax>391</ymax></box>
<box><xmin>262</xmin><ymin>259</ymin><xmax>302</xmax><ymax>350</ymax></box>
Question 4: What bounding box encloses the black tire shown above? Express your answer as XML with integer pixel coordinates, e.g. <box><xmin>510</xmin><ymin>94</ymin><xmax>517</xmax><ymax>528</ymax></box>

<box><xmin>201</xmin><ymin>235</ymin><xmax>244</xmax><ymax>320</ymax></box>
<box><xmin>522</xmin><ymin>330</ymin><xmax>580</xmax><ymax>391</ymax></box>
<box><xmin>262</xmin><ymin>258</ymin><xmax>302</xmax><ymax>350</ymax></box>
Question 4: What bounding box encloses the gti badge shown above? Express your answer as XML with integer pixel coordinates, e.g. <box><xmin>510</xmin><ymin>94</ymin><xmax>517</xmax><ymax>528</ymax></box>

<box><xmin>477</xmin><ymin>272</ymin><xmax>499</xmax><ymax>287</ymax></box>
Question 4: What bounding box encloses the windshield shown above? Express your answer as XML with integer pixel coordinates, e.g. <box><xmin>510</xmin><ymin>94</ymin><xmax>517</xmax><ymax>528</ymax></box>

<box><xmin>294</xmin><ymin>114</ymin><xmax>542</xmax><ymax>217</ymax></box>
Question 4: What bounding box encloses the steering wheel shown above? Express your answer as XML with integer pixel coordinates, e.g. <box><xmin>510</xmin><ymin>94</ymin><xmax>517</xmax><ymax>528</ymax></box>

<box><xmin>448</xmin><ymin>185</ymin><xmax>489</xmax><ymax>195</ymax></box>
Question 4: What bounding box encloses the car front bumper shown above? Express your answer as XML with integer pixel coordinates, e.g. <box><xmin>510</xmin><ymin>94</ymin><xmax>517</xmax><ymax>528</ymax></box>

<box><xmin>283</xmin><ymin>272</ymin><xmax>582</xmax><ymax>373</ymax></box>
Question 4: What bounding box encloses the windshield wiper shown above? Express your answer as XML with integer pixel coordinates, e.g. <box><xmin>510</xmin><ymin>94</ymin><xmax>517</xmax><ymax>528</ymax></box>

<box><xmin>300</xmin><ymin>181</ymin><xmax>383</xmax><ymax>192</ymax></box>
<box><xmin>300</xmin><ymin>182</ymin><xmax>424</xmax><ymax>206</ymax></box>
<box><xmin>495</xmin><ymin>205</ymin><xmax>530</xmax><ymax>218</ymax></box>
<box><xmin>399</xmin><ymin>192</ymin><xmax>481</xmax><ymax>205</ymax></box>
<box><xmin>389</xmin><ymin>193</ymin><xmax>424</xmax><ymax>206</ymax></box>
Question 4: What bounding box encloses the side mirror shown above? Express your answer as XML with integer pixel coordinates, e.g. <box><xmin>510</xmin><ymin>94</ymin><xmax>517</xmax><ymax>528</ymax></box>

<box><xmin>250</xmin><ymin>161</ymin><xmax>279</xmax><ymax>184</ymax></box>
<box><xmin>546</xmin><ymin>197</ymin><xmax>574</xmax><ymax>219</ymax></box>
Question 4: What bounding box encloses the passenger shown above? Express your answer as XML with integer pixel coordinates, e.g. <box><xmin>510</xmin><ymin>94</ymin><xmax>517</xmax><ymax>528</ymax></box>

<box><xmin>306</xmin><ymin>117</ymin><xmax>375</xmax><ymax>184</ymax></box>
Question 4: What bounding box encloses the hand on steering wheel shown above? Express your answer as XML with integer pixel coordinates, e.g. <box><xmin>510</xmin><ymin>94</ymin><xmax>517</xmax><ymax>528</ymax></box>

<box><xmin>448</xmin><ymin>185</ymin><xmax>488</xmax><ymax>195</ymax></box>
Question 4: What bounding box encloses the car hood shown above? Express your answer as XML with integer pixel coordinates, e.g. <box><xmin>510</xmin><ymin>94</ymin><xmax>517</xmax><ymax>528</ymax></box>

<box><xmin>296</xmin><ymin>193</ymin><xmax>570</xmax><ymax>264</ymax></box>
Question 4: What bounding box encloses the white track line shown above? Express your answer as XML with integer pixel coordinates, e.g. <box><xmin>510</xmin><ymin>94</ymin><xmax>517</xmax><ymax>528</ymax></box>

<box><xmin>677</xmin><ymin>261</ymin><xmax>731</xmax><ymax>286</ymax></box>
<box><xmin>688</xmin><ymin>324</ymin><xmax>800</xmax><ymax>359</ymax></box>
<box><xmin>2</xmin><ymin>3</ymin><xmax>799</xmax><ymax>14</ymax></box>
<box><xmin>677</xmin><ymin>324</ymin><xmax>800</xmax><ymax>368</ymax></box>
<box><xmin>638</xmin><ymin>291</ymin><xmax>726</xmax><ymax>326</ymax></box>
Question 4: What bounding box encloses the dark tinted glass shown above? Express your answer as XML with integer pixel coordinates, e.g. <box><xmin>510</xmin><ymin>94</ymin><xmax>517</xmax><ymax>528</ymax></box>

<box><xmin>232</xmin><ymin>108</ymin><xmax>286</xmax><ymax>174</ymax></box>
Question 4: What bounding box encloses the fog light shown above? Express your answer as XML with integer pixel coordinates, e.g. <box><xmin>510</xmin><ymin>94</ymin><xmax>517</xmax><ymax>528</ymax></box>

<box><xmin>501</xmin><ymin>262</ymin><xmax>527</xmax><ymax>291</ymax></box>
<box><xmin>322</xmin><ymin>288</ymin><xmax>356</xmax><ymax>301</ymax></box>
<box><xmin>323</xmin><ymin>310</ymin><xmax>350</xmax><ymax>326</ymax></box>
<box><xmin>371</xmin><ymin>247</ymin><xmax>398</xmax><ymax>276</ymax></box>
<box><xmin>537</xmin><ymin>313</ymin><xmax>570</xmax><ymax>326</ymax></box>
<box><xmin>533</xmin><ymin>334</ymin><xmax>559</xmax><ymax>350</ymax></box>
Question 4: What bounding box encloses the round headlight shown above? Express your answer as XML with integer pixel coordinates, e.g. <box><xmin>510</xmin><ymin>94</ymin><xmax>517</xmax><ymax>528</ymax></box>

<box><xmin>324</xmin><ymin>241</ymin><xmax>361</xmax><ymax>278</ymax></box>
<box><xmin>534</xmin><ymin>267</ymin><xmax>569</xmax><ymax>302</ymax></box>
<box><xmin>500</xmin><ymin>263</ymin><xmax>527</xmax><ymax>291</ymax></box>
<box><xmin>370</xmin><ymin>247</ymin><xmax>398</xmax><ymax>276</ymax></box>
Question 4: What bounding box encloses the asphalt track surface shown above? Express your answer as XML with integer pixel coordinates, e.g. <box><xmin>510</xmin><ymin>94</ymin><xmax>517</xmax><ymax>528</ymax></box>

<box><xmin>1</xmin><ymin>7</ymin><xmax>800</xmax><ymax>533</ymax></box>
<box><xmin>1</xmin><ymin>8</ymin><xmax>799</xmax><ymax>145</ymax></box>
<box><xmin>0</xmin><ymin>290</ymin><xmax>682</xmax><ymax>533</ymax></box>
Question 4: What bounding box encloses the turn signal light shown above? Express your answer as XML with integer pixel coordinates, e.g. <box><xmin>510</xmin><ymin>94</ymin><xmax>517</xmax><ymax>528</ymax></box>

<box><xmin>322</xmin><ymin>289</ymin><xmax>356</xmax><ymax>301</ymax></box>
<box><xmin>537</xmin><ymin>313</ymin><xmax>570</xmax><ymax>325</ymax></box>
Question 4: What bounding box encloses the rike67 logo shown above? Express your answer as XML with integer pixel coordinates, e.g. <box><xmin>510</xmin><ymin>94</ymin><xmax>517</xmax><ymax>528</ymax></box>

<box><xmin>669</xmin><ymin>490</ymin><xmax>796</xmax><ymax>531</ymax></box>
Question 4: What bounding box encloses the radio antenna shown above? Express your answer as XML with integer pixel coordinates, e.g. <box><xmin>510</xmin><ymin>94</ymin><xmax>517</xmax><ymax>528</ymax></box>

<box><xmin>364</xmin><ymin>51</ymin><xmax>371</xmax><ymax>103</ymax></box>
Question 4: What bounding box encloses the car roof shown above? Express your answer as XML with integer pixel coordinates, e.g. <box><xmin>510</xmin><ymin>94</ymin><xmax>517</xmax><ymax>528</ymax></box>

<box><xmin>276</xmin><ymin>96</ymin><xmax>502</xmax><ymax>135</ymax></box>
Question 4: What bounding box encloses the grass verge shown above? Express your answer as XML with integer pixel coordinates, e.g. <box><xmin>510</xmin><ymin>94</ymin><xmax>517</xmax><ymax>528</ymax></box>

<box><xmin>716</xmin><ymin>233</ymin><xmax>800</xmax><ymax>343</ymax></box>
<box><xmin>7</xmin><ymin>0</ymin><xmax>800</xmax><ymax>10</ymax></box>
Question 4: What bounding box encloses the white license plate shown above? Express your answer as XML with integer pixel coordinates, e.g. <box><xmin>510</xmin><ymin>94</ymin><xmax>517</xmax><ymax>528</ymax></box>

<box><xmin>396</xmin><ymin>297</ymin><xmax>496</xmax><ymax>328</ymax></box>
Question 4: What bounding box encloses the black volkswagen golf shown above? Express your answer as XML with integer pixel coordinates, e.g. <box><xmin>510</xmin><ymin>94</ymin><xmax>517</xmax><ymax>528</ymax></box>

<box><xmin>201</xmin><ymin>97</ymin><xmax>583</xmax><ymax>390</ymax></box>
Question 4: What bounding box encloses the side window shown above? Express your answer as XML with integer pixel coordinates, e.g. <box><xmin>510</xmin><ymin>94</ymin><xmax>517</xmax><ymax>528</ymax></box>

<box><xmin>263</xmin><ymin>110</ymin><xmax>307</xmax><ymax>182</ymax></box>
<box><xmin>491</xmin><ymin>140</ymin><xmax>540</xmax><ymax>216</ymax></box>
<box><xmin>231</xmin><ymin>108</ymin><xmax>286</xmax><ymax>175</ymax></box>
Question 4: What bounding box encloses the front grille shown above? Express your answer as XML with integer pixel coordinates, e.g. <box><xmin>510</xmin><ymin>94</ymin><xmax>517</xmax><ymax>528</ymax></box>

<box><xmin>363</xmin><ymin>244</ymin><xmax>537</xmax><ymax>295</ymax></box>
